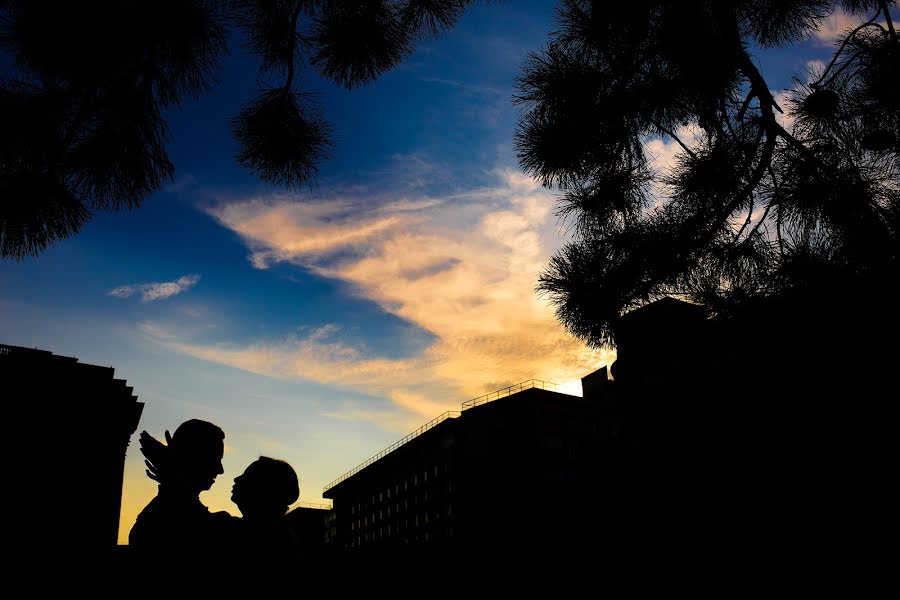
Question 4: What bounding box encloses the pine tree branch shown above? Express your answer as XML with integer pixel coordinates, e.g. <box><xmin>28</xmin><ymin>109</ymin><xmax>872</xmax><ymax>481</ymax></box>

<box><xmin>740</xmin><ymin>167</ymin><xmax>777</xmax><ymax>245</ymax></box>
<box><xmin>705</xmin><ymin>46</ymin><xmax>778</xmax><ymax>242</ymax></box>
<box><xmin>285</xmin><ymin>1</ymin><xmax>305</xmax><ymax>89</ymax></box>
<box><xmin>776</xmin><ymin>202</ymin><xmax>785</xmax><ymax>257</ymax></box>
<box><xmin>733</xmin><ymin>193</ymin><xmax>755</xmax><ymax>242</ymax></box>
<box><xmin>868</xmin><ymin>198</ymin><xmax>891</xmax><ymax>220</ymax></box>
<box><xmin>661</xmin><ymin>7</ymin><xmax>779</xmax><ymax>281</ymax></box>
<box><xmin>650</xmin><ymin>119</ymin><xmax>697</xmax><ymax>159</ymax></box>
<box><xmin>774</xmin><ymin>122</ymin><xmax>811</xmax><ymax>156</ymax></box>
<box><xmin>812</xmin><ymin>14</ymin><xmax>884</xmax><ymax>88</ymax></box>
<box><xmin>736</xmin><ymin>91</ymin><xmax>754</xmax><ymax>122</ymax></box>
<box><xmin>819</xmin><ymin>49</ymin><xmax>867</xmax><ymax>89</ymax></box>
<box><xmin>63</xmin><ymin>91</ymin><xmax>92</xmax><ymax>153</ymax></box>
<box><xmin>746</xmin><ymin>201</ymin><xmax>773</xmax><ymax>242</ymax></box>
<box><xmin>880</xmin><ymin>1</ymin><xmax>896</xmax><ymax>38</ymax></box>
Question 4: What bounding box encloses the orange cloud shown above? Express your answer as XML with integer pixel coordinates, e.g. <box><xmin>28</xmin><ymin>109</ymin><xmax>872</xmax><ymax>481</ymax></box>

<box><xmin>147</xmin><ymin>169</ymin><xmax>613</xmax><ymax>428</ymax></box>
<box><xmin>814</xmin><ymin>9</ymin><xmax>861</xmax><ymax>44</ymax></box>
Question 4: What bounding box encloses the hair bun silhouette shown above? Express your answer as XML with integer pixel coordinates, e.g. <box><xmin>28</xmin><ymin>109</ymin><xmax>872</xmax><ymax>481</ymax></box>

<box><xmin>232</xmin><ymin>456</ymin><xmax>299</xmax><ymax>515</ymax></box>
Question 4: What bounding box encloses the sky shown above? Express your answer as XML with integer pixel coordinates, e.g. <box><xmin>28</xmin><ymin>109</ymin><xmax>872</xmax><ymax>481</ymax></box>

<box><xmin>0</xmin><ymin>2</ymin><xmax>883</xmax><ymax>543</ymax></box>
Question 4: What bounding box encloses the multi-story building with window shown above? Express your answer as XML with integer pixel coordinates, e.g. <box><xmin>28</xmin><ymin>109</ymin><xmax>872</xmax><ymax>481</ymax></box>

<box><xmin>322</xmin><ymin>377</ymin><xmax>610</xmax><ymax>560</ymax></box>
<box><xmin>316</xmin><ymin>294</ymin><xmax>890</xmax><ymax>577</ymax></box>
<box><xmin>317</xmin><ymin>298</ymin><xmax>748</xmax><ymax>566</ymax></box>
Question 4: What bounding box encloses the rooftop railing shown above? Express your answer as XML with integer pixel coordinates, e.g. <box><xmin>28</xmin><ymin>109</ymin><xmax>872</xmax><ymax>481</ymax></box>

<box><xmin>323</xmin><ymin>410</ymin><xmax>461</xmax><ymax>493</ymax></box>
<box><xmin>294</xmin><ymin>501</ymin><xmax>333</xmax><ymax>510</ymax></box>
<box><xmin>461</xmin><ymin>379</ymin><xmax>558</xmax><ymax>410</ymax></box>
<box><xmin>323</xmin><ymin>379</ymin><xmax>560</xmax><ymax>494</ymax></box>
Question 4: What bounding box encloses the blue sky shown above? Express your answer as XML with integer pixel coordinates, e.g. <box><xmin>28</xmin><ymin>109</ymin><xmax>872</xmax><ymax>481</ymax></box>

<box><xmin>0</xmin><ymin>2</ymin><xmax>880</xmax><ymax>542</ymax></box>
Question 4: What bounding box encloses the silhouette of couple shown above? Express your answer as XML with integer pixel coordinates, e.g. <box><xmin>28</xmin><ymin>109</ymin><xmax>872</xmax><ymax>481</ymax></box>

<box><xmin>129</xmin><ymin>419</ymin><xmax>300</xmax><ymax>572</ymax></box>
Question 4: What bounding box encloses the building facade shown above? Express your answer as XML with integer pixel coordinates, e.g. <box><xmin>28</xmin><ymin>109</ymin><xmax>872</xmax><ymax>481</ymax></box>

<box><xmin>1</xmin><ymin>344</ymin><xmax>143</xmax><ymax>557</ymax></box>
<box><xmin>318</xmin><ymin>293</ymin><xmax>895</xmax><ymax>572</ymax></box>
<box><xmin>323</xmin><ymin>380</ymin><xmax>610</xmax><ymax>559</ymax></box>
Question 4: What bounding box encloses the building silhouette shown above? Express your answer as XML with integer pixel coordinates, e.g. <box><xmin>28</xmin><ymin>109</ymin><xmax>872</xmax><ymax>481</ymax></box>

<box><xmin>317</xmin><ymin>294</ymin><xmax>896</xmax><ymax>572</ymax></box>
<box><xmin>317</xmin><ymin>297</ymin><xmax>708</xmax><ymax>563</ymax></box>
<box><xmin>286</xmin><ymin>502</ymin><xmax>332</xmax><ymax>560</ymax></box>
<box><xmin>0</xmin><ymin>290</ymin><xmax>881</xmax><ymax>576</ymax></box>
<box><xmin>1</xmin><ymin>344</ymin><xmax>143</xmax><ymax>559</ymax></box>
<box><xmin>322</xmin><ymin>379</ymin><xmax>608</xmax><ymax>562</ymax></box>
<box><xmin>316</xmin><ymin>299</ymin><xmax>712</xmax><ymax>565</ymax></box>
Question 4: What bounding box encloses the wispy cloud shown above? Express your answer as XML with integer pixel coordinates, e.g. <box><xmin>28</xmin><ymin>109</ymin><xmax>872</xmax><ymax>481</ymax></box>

<box><xmin>144</xmin><ymin>166</ymin><xmax>611</xmax><ymax>429</ymax></box>
<box><xmin>109</xmin><ymin>274</ymin><xmax>201</xmax><ymax>302</ymax></box>
<box><xmin>419</xmin><ymin>76</ymin><xmax>507</xmax><ymax>97</ymax></box>
<box><xmin>814</xmin><ymin>9</ymin><xmax>859</xmax><ymax>44</ymax></box>
<box><xmin>165</xmin><ymin>173</ymin><xmax>199</xmax><ymax>194</ymax></box>
<box><xmin>813</xmin><ymin>7</ymin><xmax>895</xmax><ymax>45</ymax></box>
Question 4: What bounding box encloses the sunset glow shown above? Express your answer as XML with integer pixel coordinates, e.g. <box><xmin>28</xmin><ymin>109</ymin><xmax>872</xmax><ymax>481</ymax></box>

<box><xmin>0</xmin><ymin>1</ymin><xmax>873</xmax><ymax>544</ymax></box>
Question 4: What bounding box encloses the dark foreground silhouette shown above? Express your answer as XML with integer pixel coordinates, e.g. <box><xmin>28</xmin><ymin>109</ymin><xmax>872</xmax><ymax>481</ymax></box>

<box><xmin>228</xmin><ymin>456</ymin><xmax>302</xmax><ymax>567</ymax></box>
<box><xmin>7</xmin><ymin>286</ymin><xmax>893</xmax><ymax>591</ymax></box>
<box><xmin>129</xmin><ymin>420</ymin><xmax>225</xmax><ymax>554</ymax></box>
<box><xmin>126</xmin><ymin>420</ymin><xmax>302</xmax><ymax>589</ymax></box>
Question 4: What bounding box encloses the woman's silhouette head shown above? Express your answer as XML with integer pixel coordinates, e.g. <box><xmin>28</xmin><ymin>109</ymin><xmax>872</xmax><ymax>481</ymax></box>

<box><xmin>231</xmin><ymin>457</ymin><xmax>299</xmax><ymax>517</ymax></box>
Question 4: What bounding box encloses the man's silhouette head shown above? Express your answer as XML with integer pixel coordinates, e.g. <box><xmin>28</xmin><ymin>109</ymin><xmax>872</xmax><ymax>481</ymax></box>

<box><xmin>231</xmin><ymin>457</ymin><xmax>299</xmax><ymax>517</ymax></box>
<box><xmin>169</xmin><ymin>419</ymin><xmax>225</xmax><ymax>493</ymax></box>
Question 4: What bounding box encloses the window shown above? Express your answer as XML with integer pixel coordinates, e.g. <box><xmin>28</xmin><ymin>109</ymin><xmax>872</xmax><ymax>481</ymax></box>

<box><xmin>542</xmin><ymin>434</ymin><xmax>563</xmax><ymax>449</ymax></box>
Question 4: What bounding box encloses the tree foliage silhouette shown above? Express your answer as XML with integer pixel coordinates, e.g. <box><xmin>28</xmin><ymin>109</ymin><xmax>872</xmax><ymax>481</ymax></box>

<box><xmin>517</xmin><ymin>0</ymin><xmax>899</xmax><ymax>347</ymax></box>
<box><xmin>0</xmin><ymin>0</ymin><xmax>477</xmax><ymax>259</ymax></box>
<box><xmin>3</xmin><ymin>2</ymin><xmax>897</xmax><ymax>354</ymax></box>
